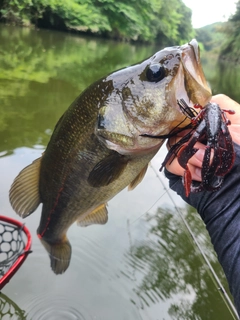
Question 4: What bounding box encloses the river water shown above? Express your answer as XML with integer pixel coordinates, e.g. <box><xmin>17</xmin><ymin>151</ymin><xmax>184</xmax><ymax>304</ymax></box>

<box><xmin>0</xmin><ymin>25</ymin><xmax>239</xmax><ymax>319</ymax></box>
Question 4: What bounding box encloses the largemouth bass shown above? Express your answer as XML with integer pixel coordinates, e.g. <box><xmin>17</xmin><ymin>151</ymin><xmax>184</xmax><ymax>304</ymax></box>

<box><xmin>9</xmin><ymin>39</ymin><xmax>211</xmax><ymax>274</ymax></box>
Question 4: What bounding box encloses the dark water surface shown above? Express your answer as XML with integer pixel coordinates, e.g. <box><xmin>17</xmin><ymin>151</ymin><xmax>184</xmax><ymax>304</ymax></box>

<box><xmin>0</xmin><ymin>25</ymin><xmax>239</xmax><ymax>319</ymax></box>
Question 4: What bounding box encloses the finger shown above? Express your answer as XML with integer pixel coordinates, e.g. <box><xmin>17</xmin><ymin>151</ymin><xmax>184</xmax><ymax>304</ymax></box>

<box><xmin>228</xmin><ymin>124</ymin><xmax>240</xmax><ymax>145</ymax></box>
<box><xmin>211</xmin><ymin>94</ymin><xmax>240</xmax><ymax>124</ymax></box>
<box><xmin>165</xmin><ymin>156</ymin><xmax>202</xmax><ymax>182</ymax></box>
<box><xmin>211</xmin><ymin>96</ymin><xmax>240</xmax><ymax>145</ymax></box>
<box><xmin>167</xmin><ymin>139</ymin><xmax>208</xmax><ymax>166</ymax></box>
<box><xmin>165</xmin><ymin>139</ymin><xmax>216</xmax><ymax>181</ymax></box>
<box><xmin>211</xmin><ymin>95</ymin><xmax>240</xmax><ymax>144</ymax></box>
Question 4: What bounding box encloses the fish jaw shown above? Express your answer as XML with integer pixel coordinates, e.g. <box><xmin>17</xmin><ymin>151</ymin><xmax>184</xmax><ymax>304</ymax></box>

<box><xmin>97</xmin><ymin>133</ymin><xmax>165</xmax><ymax>156</ymax></box>
<box><xmin>96</xmin><ymin>39</ymin><xmax>212</xmax><ymax>155</ymax></box>
<box><xmin>168</xmin><ymin>39</ymin><xmax>212</xmax><ymax>110</ymax></box>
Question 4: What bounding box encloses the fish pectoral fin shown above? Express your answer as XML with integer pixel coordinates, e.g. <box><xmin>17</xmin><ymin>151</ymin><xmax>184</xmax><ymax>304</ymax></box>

<box><xmin>77</xmin><ymin>204</ymin><xmax>108</xmax><ymax>227</ymax></box>
<box><xmin>87</xmin><ymin>152</ymin><xmax>129</xmax><ymax>187</ymax></box>
<box><xmin>128</xmin><ymin>163</ymin><xmax>149</xmax><ymax>191</ymax></box>
<box><xmin>9</xmin><ymin>157</ymin><xmax>42</xmax><ymax>218</ymax></box>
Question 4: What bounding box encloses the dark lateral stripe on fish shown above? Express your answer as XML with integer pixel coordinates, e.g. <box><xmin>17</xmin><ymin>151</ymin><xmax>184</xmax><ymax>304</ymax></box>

<box><xmin>38</xmin><ymin>186</ymin><xmax>64</xmax><ymax>239</ymax></box>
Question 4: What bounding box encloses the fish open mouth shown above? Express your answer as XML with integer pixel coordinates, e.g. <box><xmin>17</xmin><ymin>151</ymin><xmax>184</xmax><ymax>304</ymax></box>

<box><xmin>168</xmin><ymin>39</ymin><xmax>212</xmax><ymax>112</ymax></box>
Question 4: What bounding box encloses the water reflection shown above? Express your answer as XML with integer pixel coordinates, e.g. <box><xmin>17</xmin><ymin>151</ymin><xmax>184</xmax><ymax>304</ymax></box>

<box><xmin>25</xmin><ymin>293</ymin><xmax>94</xmax><ymax>320</ymax></box>
<box><xmin>214</xmin><ymin>61</ymin><xmax>240</xmax><ymax>102</ymax></box>
<box><xmin>124</xmin><ymin>205</ymin><xmax>234</xmax><ymax>319</ymax></box>
<box><xmin>201</xmin><ymin>51</ymin><xmax>240</xmax><ymax>102</ymax></box>
<box><xmin>0</xmin><ymin>25</ymin><xmax>157</xmax><ymax>154</ymax></box>
<box><xmin>0</xmin><ymin>292</ymin><xmax>26</xmax><ymax>319</ymax></box>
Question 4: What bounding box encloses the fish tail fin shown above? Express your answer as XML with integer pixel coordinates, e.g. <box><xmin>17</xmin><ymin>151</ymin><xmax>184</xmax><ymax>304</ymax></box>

<box><xmin>38</xmin><ymin>236</ymin><xmax>72</xmax><ymax>275</ymax></box>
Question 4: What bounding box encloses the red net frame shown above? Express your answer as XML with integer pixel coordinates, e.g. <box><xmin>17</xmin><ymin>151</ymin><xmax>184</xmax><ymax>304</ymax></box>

<box><xmin>0</xmin><ymin>215</ymin><xmax>32</xmax><ymax>290</ymax></box>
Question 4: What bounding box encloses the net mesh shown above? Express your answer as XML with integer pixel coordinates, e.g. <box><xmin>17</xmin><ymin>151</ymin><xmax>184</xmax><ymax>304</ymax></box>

<box><xmin>0</xmin><ymin>221</ymin><xmax>27</xmax><ymax>277</ymax></box>
<box><xmin>0</xmin><ymin>292</ymin><xmax>27</xmax><ymax>319</ymax></box>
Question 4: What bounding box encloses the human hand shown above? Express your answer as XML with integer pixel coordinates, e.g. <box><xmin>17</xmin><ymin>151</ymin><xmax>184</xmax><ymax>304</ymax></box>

<box><xmin>165</xmin><ymin>94</ymin><xmax>240</xmax><ymax>181</ymax></box>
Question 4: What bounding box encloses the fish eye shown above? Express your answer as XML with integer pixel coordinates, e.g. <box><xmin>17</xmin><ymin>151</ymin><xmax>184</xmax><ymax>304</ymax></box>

<box><xmin>146</xmin><ymin>63</ymin><xmax>165</xmax><ymax>82</ymax></box>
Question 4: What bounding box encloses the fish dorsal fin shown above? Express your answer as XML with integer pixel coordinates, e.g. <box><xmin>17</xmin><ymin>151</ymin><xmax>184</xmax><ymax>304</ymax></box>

<box><xmin>9</xmin><ymin>157</ymin><xmax>42</xmax><ymax>218</ymax></box>
<box><xmin>88</xmin><ymin>152</ymin><xmax>129</xmax><ymax>187</ymax></box>
<box><xmin>128</xmin><ymin>163</ymin><xmax>149</xmax><ymax>191</ymax></box>
<box><xmin>77</xmin><ymin>204</ymin><xmax>108</xmax><ymax>227</ymax></box>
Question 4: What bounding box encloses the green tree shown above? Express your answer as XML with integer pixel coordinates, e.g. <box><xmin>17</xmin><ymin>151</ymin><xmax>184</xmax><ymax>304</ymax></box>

<box><xmin>219</xmin><ymin>0</ymin><xmax>240</xmax><ymax>59</ymax></box>
<box><xmin>0</xmin><ymin>0</ymin><xmax>33</xmax><ymax>24</ymax></box>
<box><xmin>0</xmin><ymin>0</ymin><xmax>194</xmax><ymax>43</ymax></box>
<box><xmin>155</xmin><ymin>0</ymin><xmax>194</xmax><ymax>44</ymax></box>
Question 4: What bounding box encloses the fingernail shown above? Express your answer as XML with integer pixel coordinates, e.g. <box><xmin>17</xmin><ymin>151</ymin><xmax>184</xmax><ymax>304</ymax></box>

<box><xmin>195</xmin><ymin>148</ymin><xmax>205</xmax><ymax>161</ymax></box>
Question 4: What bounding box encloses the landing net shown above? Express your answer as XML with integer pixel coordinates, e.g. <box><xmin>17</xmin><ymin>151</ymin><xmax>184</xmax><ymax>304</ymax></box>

<box><xmin>0</xmin><ymin>216</ymin><xmax>32</xmax><ymax>290</ymax></box>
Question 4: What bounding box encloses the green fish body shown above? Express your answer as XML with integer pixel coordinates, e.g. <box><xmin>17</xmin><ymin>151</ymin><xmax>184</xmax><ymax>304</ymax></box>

<box><xmin>9</xmin><ymin>40</ymin><xmax>211</xmax><ymax>274</ymax></box>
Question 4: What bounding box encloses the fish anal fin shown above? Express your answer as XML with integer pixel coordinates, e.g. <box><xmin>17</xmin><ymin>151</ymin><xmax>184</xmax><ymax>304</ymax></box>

<box><xmin>87</xmin><ymin>152</ymin><xmax>129</xmax><ymax>188</ymax></box>
<box><xmin>9</xmin><ymin>157</ymin><xmax>42</xmax><ymax>218</ymax></box>
<box><xmin>77</xmin><ymin>204</ymin><xmax>108</xmax><ymax>227</ymax></box>
<box><xmin>128</xmin><ymin>163</ymin><xmax>149</xmax><ymax>191</ymax></box>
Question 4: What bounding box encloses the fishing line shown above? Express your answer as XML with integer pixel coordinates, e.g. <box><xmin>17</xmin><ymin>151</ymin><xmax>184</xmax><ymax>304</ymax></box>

<box><xmin>129</xmin><ymin>164</ymin><xmax>182</xmax><ymax>226</ymax></box>
<box><xmin>145</xmin><ymin>163</ymin><xmax>239</xmax><ymax>319</ymax></box>
<box><xmin>129</xmin><ymin>187</ymin><xmax>170</xmax><ymax>225</ymax></box>
<box><xmin>127</xmin><ymin>160</ymin><xmax>238</xmax><ymax>317</ymax></box>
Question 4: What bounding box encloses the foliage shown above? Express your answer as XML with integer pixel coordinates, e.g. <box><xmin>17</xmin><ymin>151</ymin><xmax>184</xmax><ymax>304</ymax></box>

<box><xmin>218</xmin><ymin>0</ymin><xmax>240</xmax><ymax>61</ymax></box>
<box><xmin>0</xmin><ymin>0</ymin><xmax>194</xmax><ymax>43</ymax></box>
<box><xmin>155</xmin><ymin>0</ymin><xmax>194</xmax><ymax>44</ymax></box>
<box><xmin>195</xmin><ymin>22</ymin><xmax>226</xmax><ymax>52</ymax></box>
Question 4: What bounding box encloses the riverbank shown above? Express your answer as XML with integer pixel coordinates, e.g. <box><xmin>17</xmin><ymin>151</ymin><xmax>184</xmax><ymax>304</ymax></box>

<box><xmin>0</xmin><ymin>0</ymin><xmax>193</xmax><ymax>44</ymax></box>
